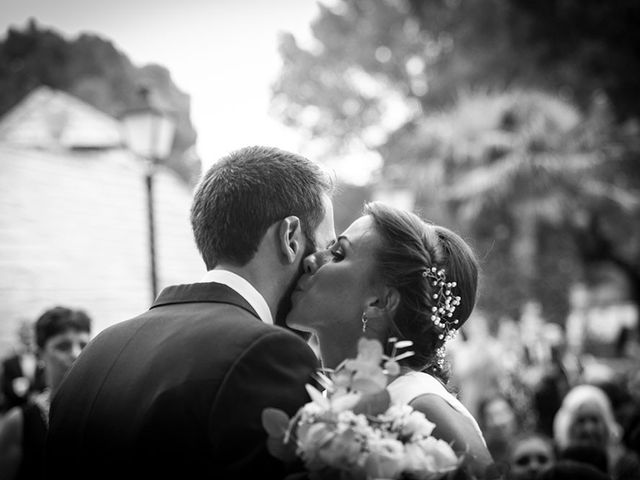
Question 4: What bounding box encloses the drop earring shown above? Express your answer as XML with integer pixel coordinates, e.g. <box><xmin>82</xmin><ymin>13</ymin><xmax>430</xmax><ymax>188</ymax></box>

<box><xmin>361</xmin><ymin>312</ymin><xmax>368</xmax><ymax>333</ymax></box>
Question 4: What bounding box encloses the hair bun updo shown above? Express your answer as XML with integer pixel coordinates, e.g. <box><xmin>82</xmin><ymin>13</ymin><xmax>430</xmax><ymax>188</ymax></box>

<box><xmin>364</xmin><ymin>202</ymin><xmax>479</xmax><ymax>383</ymax></box>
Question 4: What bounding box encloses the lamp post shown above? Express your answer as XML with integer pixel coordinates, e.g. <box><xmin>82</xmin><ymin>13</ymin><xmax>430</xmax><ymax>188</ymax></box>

<box><xmin>121</xmin><ymin>87</ymin><xmax>176</xmax><ymax>302</ymax></box>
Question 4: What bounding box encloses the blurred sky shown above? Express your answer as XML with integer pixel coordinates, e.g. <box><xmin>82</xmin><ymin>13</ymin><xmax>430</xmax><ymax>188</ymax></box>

<box><xmin>0</xmin><ymin>0</ymin><xmax>355</xmax><ymax>178</ymax></box>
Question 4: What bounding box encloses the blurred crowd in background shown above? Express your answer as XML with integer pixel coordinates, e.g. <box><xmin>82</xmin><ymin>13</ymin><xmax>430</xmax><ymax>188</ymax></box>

<box><xmin>447</xmin><ymin>297</ymin><xmax>640</xmax><ymax>479</ymax></box>
<box><xmin>1</xmin><ymin>296</ymin><xmax>638</xmax><ymax>479</ymax></box>
<box><xmin>2</xmin><ymin>1</ymin><xmax>640</xmax><ymax>479</ymax></box>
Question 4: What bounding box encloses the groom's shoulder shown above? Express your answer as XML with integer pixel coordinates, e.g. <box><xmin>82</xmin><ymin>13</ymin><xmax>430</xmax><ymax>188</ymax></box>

<box><xmin>89</xmin><ymin>293</ymin><xmax>306</xmax><ymax>353</ymax></box>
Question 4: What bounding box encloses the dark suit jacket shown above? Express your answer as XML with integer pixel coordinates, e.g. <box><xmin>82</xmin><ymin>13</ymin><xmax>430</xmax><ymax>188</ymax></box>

<box><xmin>46</xmin><ymin>282</ymin><xmax>318</xmax><ymax>480</ymax></box>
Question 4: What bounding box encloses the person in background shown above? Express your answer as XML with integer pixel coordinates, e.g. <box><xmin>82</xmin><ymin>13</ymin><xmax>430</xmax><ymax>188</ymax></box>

<box><xmin>532</xmin><ymin>325</ymin><xmax>571</xmax><ymax>438</ymax></box>
<box><xmin>506</xmin><ymin>432</ymin><xmax>556</xmax><ymax>480</ymax></box>
<box><xmin>0</xmin><ymin>306</ymin><xmax>91</xmax><ymax>480</ymax></box>
<box><xmin>0</xmin><ymin>321</ymin><xmax>45</xmax><ymax>413</ymax></box>
<box><xmin>478</xmin><ymin>393</ymin><xmax>520</xmax><ymax>466</ymax></box>
<box><xmin>554</xmin><ymin>384</ymin><xmax>640</xmax><ymax>480</ymax></box>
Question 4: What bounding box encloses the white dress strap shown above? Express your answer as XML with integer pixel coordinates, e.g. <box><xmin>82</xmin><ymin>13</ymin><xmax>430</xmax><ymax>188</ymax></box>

<box><xmin>387</xmin><ymin>371</ymin><xmax>486</xmax><ymax>445</ymax></box>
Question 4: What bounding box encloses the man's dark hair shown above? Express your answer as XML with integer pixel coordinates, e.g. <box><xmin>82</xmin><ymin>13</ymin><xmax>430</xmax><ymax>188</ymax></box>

<box><xmin>191</xmin><ymin>146</ymin><xmax>333</xmax><ymax>268</ymax></box>
<box><xmin>35</xmin><ymin>306</ymin><xmax>92</xmax><ymax>349</ymax></box>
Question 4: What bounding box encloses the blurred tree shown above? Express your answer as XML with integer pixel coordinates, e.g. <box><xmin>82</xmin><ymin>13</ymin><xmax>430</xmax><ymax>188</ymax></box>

<box><xmin>273</xmin><ymin>0</ymin><xmax>640</xmax><ymax>322</ymax></box>
<box><xmin>504</xmin><ymin>0</ymin><xmax>640</xmax><ymax>120</ymax></box>
<box><xmin>0</xmin><ymin>20</ymin><xmax>200</xmax><ymax>184</ymax></box>
<box><xmin>333</xmin><ymin>182</ymin><xmax>374</xmax><ymax>233</ymax></box>
<box><xmin>274</xmin><ymin>0</ymin><xmax>640</xmax><ymax>154</ymax></box>
<box><xmin>384</xmin><ymin>90</ymin><xmax>638</xmax><ymax>320</ymax></box>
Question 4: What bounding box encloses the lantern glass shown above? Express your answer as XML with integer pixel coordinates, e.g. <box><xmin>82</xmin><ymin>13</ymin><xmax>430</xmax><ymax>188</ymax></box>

<box><xmin>121</xmin><ymin>109</ymin><xmax>176</xmax><ymax>160</ymax></box>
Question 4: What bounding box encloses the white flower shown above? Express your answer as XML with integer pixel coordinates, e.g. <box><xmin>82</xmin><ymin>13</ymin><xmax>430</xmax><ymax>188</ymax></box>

<box><xmin>364</xmin><ymin>438</ymin><xmax>406</xmax><ymax>479</ymax></box>
<box><xmin>404</xmin><ymin>442</ymin><xmax>437</xmax><ymax>473</ymax></box>
<box><xmin>381</xmin><ymin>404</ymin><xmax>414</xmax><ymax>423</ymax></box>
<box><xmin>401</xmin><ymin>410</ymin><xmax>436</xmax><ymax>440</ymax></box>
<box><xmin>300</xmin><ymin>401</ymin><xmax>324</xmax><ymax>419</ymax></box>
<box><xmin>297</xmin><ymin>422</ymin><xmax>335</xmax><ymax>463</ymax></box>
<box><xmin>330</xmin><ymin>391</ymin><xmax>362</xmax><ymax>413</ymax></box>
<box><xmin>11</xmin><ymin>377</ymin><xmax>30</xmax><ymax>397</ymax></box>
<box><xmin>413</xmin><ymin>437</ymin><xmax>459</xmax><ymax>473</ymax></box>
<box><xmin>317</xmin><ymin>427</ymin><xmax>366</xmax><ymax>470</ymax></box>
<box><xmin>336</xmin><ymin>410</ymin><xmax>363</xmax><ymax>426</ymax></box>
<box><xmin>263</xmin><ymin>339</ymin><xmax>463</xmax><ymax>479</ymax></box>
<box><xmin>342</xmin><ymin>338</ymin><xmax>388</xmax><ymax>394</ymax></box>
<box><xmin>305</xmin><ymin>384</ymin><xmax>329</xmax><ymax>409</ymax></box>
<box><xmin>384</xmin><ymin>359</ymin><xmax>401</xmax><ymax>376</ymax></box>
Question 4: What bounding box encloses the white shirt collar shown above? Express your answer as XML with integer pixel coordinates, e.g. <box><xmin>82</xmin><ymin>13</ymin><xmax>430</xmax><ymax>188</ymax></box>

<box><xmin>198</xmin><ymin>269</ymin><xmax>273</xmax><ymax>325</ymax></box>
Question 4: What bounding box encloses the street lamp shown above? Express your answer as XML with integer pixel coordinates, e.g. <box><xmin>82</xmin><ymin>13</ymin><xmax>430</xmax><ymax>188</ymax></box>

<box><xmin>121</xmin><ymin>87</ymin><xmax>177</xmax><ymax>301</ymax></box>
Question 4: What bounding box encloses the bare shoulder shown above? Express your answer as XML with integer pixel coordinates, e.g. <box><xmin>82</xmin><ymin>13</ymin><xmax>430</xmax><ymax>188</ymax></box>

<box><xmin>409</xmin><ymin>394</ymin><xmax>493</xmax><ymax>468</ymax></box>
<box><xmin>409</xmin><ymin>394</ymin><xmax>468</xmax><ymax>440</ymax></box>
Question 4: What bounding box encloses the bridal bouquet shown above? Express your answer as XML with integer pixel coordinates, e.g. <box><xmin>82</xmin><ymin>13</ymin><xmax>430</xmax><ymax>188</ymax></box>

<box><xmin>262</xmin><ymin>338</ymin><xmax>461</xmax><ymax>480</ymax></box>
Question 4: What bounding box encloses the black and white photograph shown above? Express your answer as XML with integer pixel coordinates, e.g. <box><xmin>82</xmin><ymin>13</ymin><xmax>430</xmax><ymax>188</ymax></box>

<box><xmin>0</xmin><ymin>1</ymin><xmax>639</xmax><ymax>479</ymax></box>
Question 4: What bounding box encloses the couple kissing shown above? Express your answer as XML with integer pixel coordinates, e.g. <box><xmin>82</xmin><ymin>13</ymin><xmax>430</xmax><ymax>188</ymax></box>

<box><xmin>46</xmin><ymin>146</ymin><xmax>492</xmax><ymax>479</ymax></box>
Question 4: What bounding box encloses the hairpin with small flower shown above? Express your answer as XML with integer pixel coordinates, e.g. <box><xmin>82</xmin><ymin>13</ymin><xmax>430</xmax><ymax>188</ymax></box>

<box><xmin>423</xmin><ymin>266</ymin><xmax>461</xmax><ymax>341</ymax></box>
<box><xmin>423</xmin><ymin>266</ymin><xmax>462</xmax><ymax>368</ymax></box>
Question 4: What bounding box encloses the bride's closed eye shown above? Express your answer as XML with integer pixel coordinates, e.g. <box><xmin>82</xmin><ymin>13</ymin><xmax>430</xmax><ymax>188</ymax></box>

<box><xmin>329</xmin><ymin>239</ymin><xmax>346</xmax><ymax>262</ymax></box>
<box><xmin>330</xmin><ymin>248</ymin><xmax>344</xmax><ymax>262</ymax></box>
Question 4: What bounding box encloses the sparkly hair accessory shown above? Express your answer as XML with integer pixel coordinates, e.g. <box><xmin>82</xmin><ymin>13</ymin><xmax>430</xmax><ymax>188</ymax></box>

<box><xmin>422</xmin><ymin>266</ymin><xmax>461</xmax><ymax>367</ymax></box>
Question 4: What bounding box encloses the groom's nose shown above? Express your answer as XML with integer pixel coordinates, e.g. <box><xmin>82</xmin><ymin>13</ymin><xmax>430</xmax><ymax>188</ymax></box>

<box><xmin>303</xmin><ymin>254</ymin><xmax>319</xmax><ymax>274</ymax></box>
<box><xmin>303</xmin><ymin>250</ymin><xmax>330</xmax><ymax>274</ymax></box>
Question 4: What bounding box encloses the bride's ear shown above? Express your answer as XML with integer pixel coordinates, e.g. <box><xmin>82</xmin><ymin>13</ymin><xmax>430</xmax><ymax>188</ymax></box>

<box><xmin>365</xmin><ymin>286</ymin><xmax>400</xmax><ymax>318</ymax></box>
<box><xmin>278</xmin><ymin>216</ymin><xmax>302</xmax><ymax>264</ymax></box>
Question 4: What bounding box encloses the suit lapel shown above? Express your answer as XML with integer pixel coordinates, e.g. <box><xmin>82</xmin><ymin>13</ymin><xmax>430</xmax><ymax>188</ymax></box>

<box><xmin>150</xmin><ymin>282</ymin><xmax>261</xmax><ymax>320</ymax></box>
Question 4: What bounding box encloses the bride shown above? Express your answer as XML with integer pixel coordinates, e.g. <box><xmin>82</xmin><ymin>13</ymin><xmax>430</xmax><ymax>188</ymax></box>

<box><xmin>286</xmin><ymin>201</ymin><xmax>494</xmax><ymax>474</ymax></box>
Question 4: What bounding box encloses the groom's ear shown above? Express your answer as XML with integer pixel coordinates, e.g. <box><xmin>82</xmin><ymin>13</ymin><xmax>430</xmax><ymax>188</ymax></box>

<box><xmin>366</xmin><ymin>286</ymin><xmax>400</xmax><ymax>318</ymax></box>
<box><xmin>278</xmin><ymin>216</ymin><xmax>302</xmax><ymax>264</ymax></box>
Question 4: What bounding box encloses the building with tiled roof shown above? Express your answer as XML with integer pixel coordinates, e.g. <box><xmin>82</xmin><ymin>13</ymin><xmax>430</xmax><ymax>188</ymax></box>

<box><xmin>0</xmin><ymin>87</ymin><xmax>204</xmax><ymax>355</ymax></box>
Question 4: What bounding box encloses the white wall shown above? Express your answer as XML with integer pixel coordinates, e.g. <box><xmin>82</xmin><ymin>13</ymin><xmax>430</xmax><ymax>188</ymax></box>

<box><xmin>0</xmin><ymin>145</ymin><xmax>204</xmax><ymax>355</ymax></box>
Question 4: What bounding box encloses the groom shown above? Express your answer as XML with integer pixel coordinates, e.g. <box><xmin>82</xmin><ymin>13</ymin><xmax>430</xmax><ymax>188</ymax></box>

<box><xmin>46</xmin><ymin>146</ymin><xmax>336</xmax><ymax>479</ymax></box>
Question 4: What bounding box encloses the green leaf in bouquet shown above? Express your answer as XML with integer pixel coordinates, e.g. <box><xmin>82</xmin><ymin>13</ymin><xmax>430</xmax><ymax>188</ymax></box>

<box><xmin>262</xmin><ymin>408</ymin><xmax>291</xmax><ymax>438</ymax></box>
<box><xmin>352</xmin><ymin>388</ymin><xmax>391</xmax><ymax>416</ymax></box>
<box><xmin>267</xmin><ymin>434</ymin><xmax>298</xmax><ymax>462</ymax></box>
